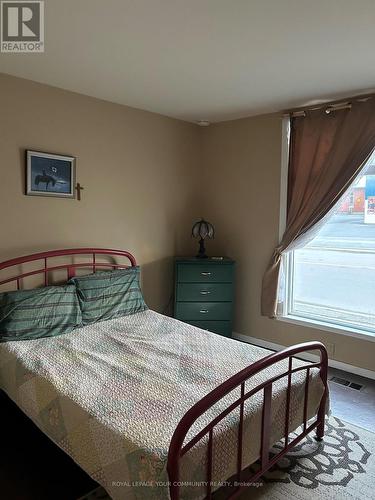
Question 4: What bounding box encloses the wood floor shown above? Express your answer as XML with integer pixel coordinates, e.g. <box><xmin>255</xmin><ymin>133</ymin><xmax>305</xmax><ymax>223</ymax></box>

<box><xmin>1</xmin><ymin>368</ymin><xmax>374</xmax><ymax>500</ymax></box>
<box><xmin>328</xmin><ymin>367</ymin><xmax>375</xmax><ymax>432</ymax></box>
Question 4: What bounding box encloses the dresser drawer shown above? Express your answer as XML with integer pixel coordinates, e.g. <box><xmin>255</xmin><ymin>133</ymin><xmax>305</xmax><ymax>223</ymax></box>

<box><xmin>189</xmin><ymin>320</ymin><xmax>232</xmax><ymax>337</ymax></box>
<box><xmin>175</xmin><ymin>302</ymin><xmax>232</xmax><ymax>321</ymax></box>
<box><xmin>176</xmin><ymin>283</ymin><xmax>233</xmax><ymax>302</ymax></box>
<box><xmin>177</xmin><ymin>264</ymin><xmax>234</xmax><ymax>283</ymax></box>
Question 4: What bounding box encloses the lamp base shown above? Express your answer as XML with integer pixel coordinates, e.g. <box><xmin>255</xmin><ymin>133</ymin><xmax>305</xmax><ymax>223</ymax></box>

<box><xmin>196</xmin><ymin>238</ymin><xmax>208</xmax><ymax>258</ymax></box>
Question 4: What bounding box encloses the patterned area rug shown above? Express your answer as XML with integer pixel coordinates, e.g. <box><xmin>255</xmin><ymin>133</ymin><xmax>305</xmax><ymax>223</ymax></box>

<box><xmin>79</xmin><ymin>416</ymin><xmax>374</xmax><ymax>500</ymax></box>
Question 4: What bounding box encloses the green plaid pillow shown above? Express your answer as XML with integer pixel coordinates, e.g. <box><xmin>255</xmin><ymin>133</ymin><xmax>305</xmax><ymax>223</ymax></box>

<box><xmin>69</xmin><ymin>267</ymin><xmax>147</xmax><ymax>325</ymax></box>
<box><xmin>0</xmin><ymin>285</ymin><xmax>82</xmax><ymax>342</ymax></box>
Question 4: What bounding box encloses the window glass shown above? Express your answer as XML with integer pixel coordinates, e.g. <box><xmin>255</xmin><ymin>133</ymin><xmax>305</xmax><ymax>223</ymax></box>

<box><xmin>289</xmin><ymin>152</ymin><xmax>375</xmax><ymax>334</ymax></box>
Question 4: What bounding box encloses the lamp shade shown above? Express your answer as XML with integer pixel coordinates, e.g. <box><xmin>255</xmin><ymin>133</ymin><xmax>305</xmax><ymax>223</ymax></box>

<box><xmin>191</xmin><ymin>219</ymin><xmax>215</xmax><ymax>240</ymax></box>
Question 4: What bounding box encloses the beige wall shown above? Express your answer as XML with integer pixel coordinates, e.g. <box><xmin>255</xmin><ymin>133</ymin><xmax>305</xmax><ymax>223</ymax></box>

<box><xmin>0</xmin><ymin>73</ymin><xmax>200</xmax><ymax>311</ymax></box>
<box><xmin>201</xmin><ymin>113</ymin><xmax>375</xmax><ymax>372</ymax></box>
<box><xmin>1</xmin><ymin>73</ymin><xmax>374</xmax><ymax>371</ymax></box>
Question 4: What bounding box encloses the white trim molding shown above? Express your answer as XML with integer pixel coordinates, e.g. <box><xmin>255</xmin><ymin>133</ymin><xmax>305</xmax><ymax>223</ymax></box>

<box><xmin>278</xmin><ymin>314</ymin><xmax>375</xmax><ymax>343</ymax></box>
<box><xmin>233</xmin><ymin>332</ymin><xmax>375</xmax><ymax>381</ymax></box>
<box><xmin>279</xmin><ymin>116</ymin><xmax>290</xmax><ymax>241</ymax></box>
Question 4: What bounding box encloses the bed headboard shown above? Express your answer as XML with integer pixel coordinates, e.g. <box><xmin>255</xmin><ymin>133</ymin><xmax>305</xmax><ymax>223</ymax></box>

<box><xmin>0</xmin><ymin>248</ymin><xmax>137</xmax><ymax>291</ymax></box>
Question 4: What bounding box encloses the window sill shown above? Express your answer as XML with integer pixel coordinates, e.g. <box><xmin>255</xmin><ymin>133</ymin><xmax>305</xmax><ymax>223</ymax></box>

<box><xmin>277</xmin><ymin>314</ymin><xmax>375</xmax><ymax>343</ymax></box>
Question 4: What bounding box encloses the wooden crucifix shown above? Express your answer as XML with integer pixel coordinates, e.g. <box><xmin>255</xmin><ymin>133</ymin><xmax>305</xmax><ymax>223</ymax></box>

<box><xmin>75</xmin><ymin>183</ymin><xmax>84</xmax><ymax>201</ymax></box>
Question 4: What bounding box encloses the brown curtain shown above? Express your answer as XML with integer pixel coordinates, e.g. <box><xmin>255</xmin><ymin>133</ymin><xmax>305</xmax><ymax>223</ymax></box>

<box><xmin>261</xmin><ymin>98</ymin><xmax>375</xmax><ymax>317</ymax></box>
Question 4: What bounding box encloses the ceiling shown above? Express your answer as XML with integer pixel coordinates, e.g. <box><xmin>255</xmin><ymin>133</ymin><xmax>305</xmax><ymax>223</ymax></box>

<box><xmin>1</xmin><ymin>0</ymin><xmax>375</xmax><ymax>123</ymax></box>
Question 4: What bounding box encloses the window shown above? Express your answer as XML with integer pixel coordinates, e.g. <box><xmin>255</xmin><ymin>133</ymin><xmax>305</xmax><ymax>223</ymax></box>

<box><xmin>282</xmin><ymin>150</ymin><xmax>375</xmax><ymax>338</ymax></box>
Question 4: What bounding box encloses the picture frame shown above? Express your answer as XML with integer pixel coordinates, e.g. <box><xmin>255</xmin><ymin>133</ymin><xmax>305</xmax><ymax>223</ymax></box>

<box><xmin>26</xmin><ymin>150</ymin><xmax>76</xmax><ymax>198</ymax></box>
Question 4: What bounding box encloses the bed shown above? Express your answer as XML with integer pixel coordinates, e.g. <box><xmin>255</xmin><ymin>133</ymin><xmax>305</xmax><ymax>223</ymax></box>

<box><xmin>0</xmin><ymin>248</ymin><xmax>328</xmax><ymax>500</ymax></box>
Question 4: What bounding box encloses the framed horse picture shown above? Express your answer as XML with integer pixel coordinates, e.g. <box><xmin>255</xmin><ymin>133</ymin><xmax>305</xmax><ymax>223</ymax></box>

<box><xmin>26</xmin><ymin>150</ymin><xmax>76</xmax><ymax>198</ymax></box>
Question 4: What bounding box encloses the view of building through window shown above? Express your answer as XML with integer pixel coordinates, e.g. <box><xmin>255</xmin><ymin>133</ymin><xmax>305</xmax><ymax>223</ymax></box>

<box><xmin>289</xmin><ymin>151</ymin><xmax>375</xmax><ymax>334</ymax></box>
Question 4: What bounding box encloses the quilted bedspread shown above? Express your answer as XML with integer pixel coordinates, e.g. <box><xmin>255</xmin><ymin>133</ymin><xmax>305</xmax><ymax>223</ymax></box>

<box><xmin>0</xmin><ymin>310</ymin><xmax>325</xmax><ymax>499</ymax></box>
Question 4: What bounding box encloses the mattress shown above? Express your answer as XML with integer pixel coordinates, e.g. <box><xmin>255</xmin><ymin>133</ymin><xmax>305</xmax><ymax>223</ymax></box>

<box><xmin>0</xmin><ymin>310</ymin><xmax>325</xmax><ymax>499</ymax></box>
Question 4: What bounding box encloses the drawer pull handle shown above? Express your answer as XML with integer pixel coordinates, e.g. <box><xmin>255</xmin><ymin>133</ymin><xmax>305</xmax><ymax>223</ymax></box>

<box><xmin>201</xmin><ymin>272</ymin><xmax>211</xmax><ymax>276</ymax></box>
<box><xmin>200</xmin><ymin>309</ymin><xmax>209</xmax><ymax>314</ymax></box>
<box><xmin>200</xmin><ymin>290</ymin><xmax>211</xmax><ymax>295</ymax></box>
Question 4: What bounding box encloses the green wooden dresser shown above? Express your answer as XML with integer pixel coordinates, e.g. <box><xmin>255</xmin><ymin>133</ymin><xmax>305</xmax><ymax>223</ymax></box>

<box><xmin>174</xmin><ymin>257</ymin><xmax>235</xmax><ymax>337</ymax></box>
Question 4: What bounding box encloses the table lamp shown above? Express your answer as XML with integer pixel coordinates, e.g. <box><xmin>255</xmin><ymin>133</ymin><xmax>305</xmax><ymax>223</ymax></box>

<box><xmin>191</xmin><ymin>219</ymin><xmax>215</xmax><ymax>258</ymax></box>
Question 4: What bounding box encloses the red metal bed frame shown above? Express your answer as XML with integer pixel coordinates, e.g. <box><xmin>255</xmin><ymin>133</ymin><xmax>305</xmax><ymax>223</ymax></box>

<box><xmin>0</xmin><ymin>248</ymin><xmax>137</xmax><ymax>287</ymax></box>
<box><xmin>168</xmin><ymin>342</ymin><xmax>328</xmax><ymax>499</ymax></box>
<box><xmin>0</xmin><ymin>248</ymin><xmax>328</xmax><ymax>500</ymax></box>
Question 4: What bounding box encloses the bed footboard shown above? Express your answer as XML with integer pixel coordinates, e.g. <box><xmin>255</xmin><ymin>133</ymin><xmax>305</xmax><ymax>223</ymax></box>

<box><xmin>167</xmin><ymin>341</ymin><xmax>328</xmax><ymax>500</ymax></box>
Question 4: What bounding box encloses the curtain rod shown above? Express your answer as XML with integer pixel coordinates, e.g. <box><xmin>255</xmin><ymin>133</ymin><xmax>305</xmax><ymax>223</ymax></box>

<box><xmin>283</xmin><ymin>91</ymin><xmax>375</xmax><ymax>118</ymax></box>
